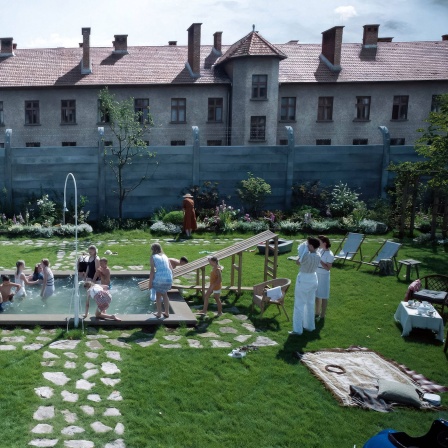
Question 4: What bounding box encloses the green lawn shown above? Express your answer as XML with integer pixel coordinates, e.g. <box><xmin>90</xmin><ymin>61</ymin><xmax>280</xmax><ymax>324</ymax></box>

<box><xmin>0</xmin><ymin>231</ymin><xmax>447</xmax><ymax>447</ymax></box>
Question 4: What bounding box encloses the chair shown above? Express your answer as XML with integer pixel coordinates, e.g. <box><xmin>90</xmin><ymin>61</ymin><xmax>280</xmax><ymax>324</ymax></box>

<box><xmin>411</xmin><ymin>274</ymin><xmax>448</xmax><ymax>316</ymax></box>
<box><xmin>333</xmin><ymin>232</ymin><xmax>365</xmax><ymax>265</ymax></box>
<box><xmin>357</xmin><ymin>240</ymin><xmax>402</xmax><ymax>273</ymax></box>
<box><xmin>252</xmin><ymin>278</ymin><xmax>291</xmax><ymax>320</ymax></box>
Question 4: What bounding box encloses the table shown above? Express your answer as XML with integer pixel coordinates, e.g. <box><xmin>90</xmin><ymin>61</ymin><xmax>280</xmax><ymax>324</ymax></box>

<box><xmin>394</xmin><ymin>301</ymin><xmax>444</xmax><ymax>341</ymax></box>
<box><xmin>397</xmin><ymin>259</ymin><xmax>421</xmax><ymax>281</ymax></box>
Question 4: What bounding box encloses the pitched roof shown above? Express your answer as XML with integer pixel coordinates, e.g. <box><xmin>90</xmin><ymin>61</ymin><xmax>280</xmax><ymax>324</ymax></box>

<box><xmin>216</xmin><ymin>30</ymin><xmax>287</xmax><ymax>65</ymax></box>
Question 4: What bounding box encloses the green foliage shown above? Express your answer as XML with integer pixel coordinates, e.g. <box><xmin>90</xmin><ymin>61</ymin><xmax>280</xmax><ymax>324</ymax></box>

<box><xmin>7</xmin><ymin>224</ymin><xmax>93</xmax><ymax>238</ymax></box>
<box><xmin>329</xmin><ymin>182</ymin><xmax>364</xmax><ymax>218</ymax></box>
<box><xmin>291</xmin><ymin>180</ymin><xmax>330</xmax><ymax>213</ymax></box>
<box><xmin>236</xmin><ymin>172</ymin><xmax>271</xmax><ymax>216</ymax></box>
<box><xmin>181</xmin><ymin>181</ymin><xmax>221</xmax><ymax>213</ymax></box>
<box><xmin>366</xmin><ymin>198</ymin><xmax>394</xmax><ymax>228</ymax></box>
<box><xmin>279</xmin><ymin>220</ymin><xmax>302</xmax><ymax>234</ymax></box>
<box><xmin>36</xmin><ymin>194</ymin><xmax>57</xmax><ymax>225</ymax></box>
<box><xmin>149</xmin><ymin>221</ymin><xmax>182</xmax><ymax>234</ymax></box>
<box><xmin>162</xmin><ymin>211</ymin><xmax>184</xmax><ymax>225</ymax></box>
<box><xmin>290</xmin><ymin>205</ymin><xmax>321</xmax><ymax>222</ymax></box>
<box><xmin>151</xmin><ymin>206</ymin><xmax>168</xmax><ymax>222</ymax></box>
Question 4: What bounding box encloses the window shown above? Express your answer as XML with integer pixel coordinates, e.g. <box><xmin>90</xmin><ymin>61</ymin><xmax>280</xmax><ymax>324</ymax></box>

<box><xmin>25</xmin><ymin>142</ymin><xmax>41</xmax><ymax>147</ymax></box>
<box><xmin>0</xmin><ymin>143</ymin><xmax>4</xmax><ymax>148</ymax></box>
<box><xmin>316</xmin><ymin>139</ymin><xmax>331</xmax><ymax>145</ymax></box>
<box><xmin>0</xmin><ymin>101</ymin><xmax>4</xmax><ymax>125</ymax></box>
<box><xmin>317</xmin><ymin>97</ymin><xmax>333</xmax><ymax>121</ymax></box>
<box><xmin>208</xmin><ymin>98</ymin><xmax>223</xmax><ymax>122</ymax></box>
<box><xmin>390</xmin><ymin>138</ymin><xmax>405</xmax><ymax>146</ymax></box>
<box><xmin>431</xmin><ymin>95</ymin><xmax>442</xmax><ymax>113</ymax></box>
<box><xmin>104</xmin><ymin>141</ymin><xmax>113</xmax><ymax>147</ymax></box>
<box><xmin>98</xmin><ymin>100</ymin><xmax>110</xmax><ymax>123</ymax></box>
<box><xmin>134</xmin><ymin>98</ymin><xmax>149</xmax><ymax>123</ymax></box>
<box><xmin>207</xmin><ymin>140</ymin><xmax>222</xmax><ymax>146</ymax></box>
<box><xmin>279</xmin><ymin>139</ymin><xmax>288</xmax><ymax>146</ymax></box>
<box><xmin>280</xmin><ymin>97</ymin><xmax>296</xmax><ymax>121</ymax></box>
<box><xmin>249</xmin><ymin>116</ymin><xmax>266</xmax><ymax>141</ymax></box>
<box><xmin>392</xmin><ymin>95</ymin><xmax>408</xmax><ymax>120</ymax></box>
<box><xmin>25</xmin><ymin>101</ymin><xmax>40</xmax><ymax>125</ymax></box>
<box><xmin>252</xmin><ymin>75</ymin><xmax>267</xmax><ymax>99</ymax></box>
<box><xmin>62</xmin><ymin>142</ymin><xmax>76</xmax><ymax>146</ymax></box>
<box><xmin>171</xmin><ymin>98</ymin><xmax>186</xmax><ymax>123</ymax></box>
<box><xmin>171</xmin><ymin>140</ymin><xmax>185</xmax><ymax>146</ymax></box>
<box><xmin>353</xmin><ymin>139</ymin><xmax>368</xmax><ymax>145</ymax></box>
<box><xmin>61</xmin><ymin>100</ymin><xmax>76</xmax><ymax>124</ymax></box>
<box><xmin>355</xmin><ymin>96</ymin><xmax>371</xmax><ymax>120</ymax></box>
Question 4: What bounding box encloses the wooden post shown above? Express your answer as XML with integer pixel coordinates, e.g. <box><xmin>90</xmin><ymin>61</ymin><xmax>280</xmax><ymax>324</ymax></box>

<box><xmin>237</xmin><ymin>252</ymin><xmax>243</xmax><ymax>295</ymax></box>
<box><xmin>230</xmin><ymin>254</ymin><xmax>236</xmax><ymax>288</ymax></box>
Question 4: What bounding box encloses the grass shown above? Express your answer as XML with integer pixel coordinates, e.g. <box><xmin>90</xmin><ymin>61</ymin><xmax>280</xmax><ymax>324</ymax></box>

<box><xmin>0</xmin><ymin>230</ymin><xmax>447</xmax><ymax>447</ymax></box>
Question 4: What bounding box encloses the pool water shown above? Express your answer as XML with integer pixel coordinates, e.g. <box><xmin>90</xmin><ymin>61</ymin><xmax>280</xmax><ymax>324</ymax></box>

<box><xmin>2</xmin><ymin>277</ymin><xmax>156</xmax><ymax>315</ymax></box>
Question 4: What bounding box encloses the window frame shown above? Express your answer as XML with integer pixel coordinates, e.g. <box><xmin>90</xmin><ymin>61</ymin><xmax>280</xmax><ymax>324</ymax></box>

<box><xmin>317</xmin><ymin>97</ymin><xmax>333</xmax><ymax>121</ymax></box>
<box><xmin>25</xmin><ymin>100</ymin><xmax>40</xmax><ymax>125</ymax></box>
<box><xmin>171</xmin><ymin>98</ymin><xmax>186</xmax><ymax>123</ymax></box>
<box><xmin>25</xmin><ymin>142</ymin><xmax>41</xmax><ymax>148</ymax></box>
<box><xmin>353</xmin><ymin>138</ymin><xmax>368</xmax><ymax>145</ymax></box>
<box><xmin>316</xmin><ymin>139</ymin><xmax>331</xmax><ymax>145</ymax></box>
<box><xmin>431</xmin><ymin>95</ymin><xmax>442</xmax><ymax>113</ymax></box>
<box><xmin>61</xmin><ymin>100</ymin><xmax>76</xmax><ymax>124</ymax></box>
<box><xmin>390</xmin><ymin>138</ymin><xmax>405</xmax><ymax>146</ymax></box>
<box><xmin>280</xmin><ymin>97</ymin><xmax>296</xmax><ymax>121</ymax></box>
<box><xmin>251</xmin><ymin>75</ymin><xmax>268</xmax><ymax>100</ymax></box>
<box><xmin>0</xmin><ymin>101</ymin><xmax>4</xmax><ymax>125</ymax></box>
<box><xmin>391</xmin><ymin>95</ymin><xmax>409</xmax><ymax>121</ymax></box>
<box><xmin>134</xmin><ymin>98</ymin><xmax>150</xmax><ymax>124</ymax></box>
<box><xmin>62</xmin><ymin>142</ymin><xmax>77</xmax><ymax>147</ymax></box>
<box><xmin>207</xmin><ymin>98</ymin><xmax>223</xmax><ymax>123</ymax></box>
<box><xmin>171</xmin><ymin>140</ymin><xmax>186</xmax><ymax>146</ymax></box>
<box><xmin>98</xmin><ymin>99</ymin><xmax>110</xmax><ymax>124</ymax></box>
<box><xmin>355</xmin><ymin>96</ymin><xmax>371</xmax><ymax>121</ymax></box>
<box><xmin>249</xmin><ymin>116</ymin><xmax>266</xmax><ymax>142</ymax></box>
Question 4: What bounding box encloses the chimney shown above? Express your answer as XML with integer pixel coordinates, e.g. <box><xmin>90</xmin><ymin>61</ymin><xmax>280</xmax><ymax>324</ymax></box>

<box><xmin>0</xmin><ymin>38</ymin><xmax>14</xmax><ymax>57</ymax></box>
<box><xmin>81</xmin><ymin>27</ymin><xmax>92</xmax><ymax>74</ymax></box>
<box><xmin>363</xmin><ymin>24</ymin><xmax>379</xmax><ymax>47</ymax></box>
<box><xmin>187</xmin><ymin>23</ymin><xmax>202</xmax><ymax>77</ymax></box>
<box><xmin>168</xmin><ymin>41</ymin><xmax>177</xmax><ymax>46</ymax></box>
<box><xmin>378</xmin><ymin>37</ymin><xmax>393</xmax><ymax>42</ymax></box>
<box><xmin>113</xmin><ymin>34</ymin><xmax>128</xmax><ymax>54</ymax></box>
<box><xmin>442</xmin><ymin>34</ymin><xmax>448</xmax><ymax>41</ymax></box>
<box><xmin>320</xmin><ymin>26</ymin><xmax>344</xmax><ymax>72</ymax></box>
<box><xmin>213</xmin><ymin>31</ymin><xmax>222</xmax><ymax>53</ymax></box>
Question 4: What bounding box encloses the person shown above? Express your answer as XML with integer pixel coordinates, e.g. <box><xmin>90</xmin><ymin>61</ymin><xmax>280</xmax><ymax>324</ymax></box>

<box><xmin>168</xmin><ymin>256</ymin><xmax>188</xmax><ymax>269</ymax></box>
<box><xmin>290</xmin><ymin>237</ymin><xmax>321</xmax><ymax>335</ymax></box>
<box><xmin>0</xmin><ymin>274</ymin><xmax>23</xmax><ymax>303</ymax></box>
<box><xmin>40</xmin><ymin>259</ymin><xmax>55</xmax><ymax>299</ymax></box>
<box><xmin>85</xmin><ymin>245</ymin><xmax>100</xmax><ymax>281</ymax></box>
<box><xmin>77</xmin><ymin>252</ymin><xmax>89</xmax><ymax>281</ymax></box>
<box><xmin>92</xmin><ymin>257</ymin><xmax>111</xmax><ymax>287</ymax></box>
<box><xmin>315</xmin><ymin>235</ymin><xmax>334</xmax><ymax>321</ymax></box>
<box><xmin>148</xmin><ymin>243</ymin><xmax>173</xmax><ymax>319</ymax></box>
<box><xmin>83</xmin><ymin>281</ymin><xmax>121</xmax><ymax>321</ymax></box>
<box><xmin>28</xmin><ymin>263</ymin><xmax>44</xmax><ymax>282</ymax></box>
<box><xmin>199</xmin><ymin>256</ymin><xmax>223</xmax><ymax>316</ymax></box>
<box><xmin>15</xmin><ymin>260</ymin><xmax>39</xmax><ymax>298</ymax></box>
<box><xmin>182</xmin><ymin>193</ymin><xmax>197</xmax><ymax>237</ymax></box>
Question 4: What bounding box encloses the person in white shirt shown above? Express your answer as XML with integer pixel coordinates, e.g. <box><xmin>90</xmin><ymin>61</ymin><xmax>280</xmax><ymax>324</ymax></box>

<box><xmin>315</xmin><ymin>235</ymin><xmax>335</xmax><ymax>321</ymax></box>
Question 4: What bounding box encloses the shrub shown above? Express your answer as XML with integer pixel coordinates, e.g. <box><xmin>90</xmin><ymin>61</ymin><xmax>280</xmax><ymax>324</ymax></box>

<box><xmin>291</xmin><ymin>180</ymin><xmax>330</xmax><ymax>212</ymax></box>
<box><xmin>150</xmin><ymin>221</ymin><xmax>181</xmax><ymax>235</ymax></box>
<box><xmin>290</xmin><ymin>206</ymin><xmax>321</xmax><ymax>222</ymax></box>
<box><xmin>181</xmin><ymin>181</ymin><xmax>220</xmax><ymax>212</ymax></box>
<box><xmin>366</xmin><ymin>198</ymin><xmax>394</xmax><ymax>227</ymax></box>
<box><xmin>97</xmin><ymin>216</ymin><xmax>120</xmax><ymax>232</ymax></box>
<box><xmin>236</xmin><ymin>172</ymin><xmax>271</xmax><ymax>216</ymax></box>
<box><xmin>162</xmin><ymin>211</ymin><xmax>184</xmax><ymax>225</ymax></box>
<box><xmin>329</xmin><ymin>182</ymin><xmax>364</xmax><ymax>218</ymax></box>
<box><xmin>279</xmin><ymin>220</ymin><xmax>302</xmax><ymax>234</ymax></box>
<box><xmin>230</xmin><ymin>220</ymin><xmax>269</xmax><ymax>233</ymax></box>
<box><xmin>7</xmin><ymin>224</ymin><xmax>93</xmax><ymax>238</ymax></box>
<box><xmin>309</xmin><ymin>219</ymin><xmax>341</xmax><ymax>233</ymax></box>
<box><xmin>358</xmin><ymin>219</ymin><xmax>388</xmax><ymax>235</ymax></box>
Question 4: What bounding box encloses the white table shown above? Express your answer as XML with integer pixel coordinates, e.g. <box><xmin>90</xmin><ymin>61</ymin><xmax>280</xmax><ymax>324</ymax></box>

<box><xmin>394</xmin><ymin>301</ymin><xmax>444</xmax><ymax>342</ymax></box>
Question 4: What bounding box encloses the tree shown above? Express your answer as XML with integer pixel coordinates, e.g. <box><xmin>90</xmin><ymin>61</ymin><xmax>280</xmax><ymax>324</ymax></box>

<box><xmin>236</xmin><ymin>172</ymin><xmax>271</xmax><ymax>216</ymax></box>
<box><xmin>98</xmin><ymin>87</ymin><xmax>156</xmax><ymax>223</ymax></box>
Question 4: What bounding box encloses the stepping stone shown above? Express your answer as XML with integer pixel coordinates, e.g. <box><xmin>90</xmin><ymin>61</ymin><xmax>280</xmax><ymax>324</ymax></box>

<box><xmin>234</xmin><ymin>314</ymin><xmax>249</xmax><ymax>321</ymax></box>
<box><xmin>107</xmin><ymin>391</ymin><xmax>123</xmax><ymax>401</ymax></box>
<box><xmin>101</xmin><ymin>362</ymin><xmax>120</xmax><ymax>375</ymax></box>
<box><xmin>40</xmin><ymin>329</ymin><xmax>56</xmax><ymax>335</ymax></box>
<box><xmin>49</xmin><ymin>340</ymin><xmax>80</xmax><ymax>350</ymax></box>
<box><xmin>210</xmin><ymin>340</ymin><xmax>232</xmax><ymax>348</ymax></box>
<box><xmin>85</xmin><ymin>352</ymin><xmax>99</xmax><ymax>359</ymax></box>
<box><xmin>187</xmin><ymin>339</ymin><xmax>203</xmax><ymax>348</ymax></box>
<box><xmin>91</xmin><ymin>421</ymin><xmax>113</xmax><ymax>433</ymax></box>
<box><xmin>105</xmin><ymin>440</ymin><xmax>126</xmax><ymax>448</ymax></box>
<box><xmin>252</xmin><ymin>336</ymin><xmax>278</xmax><ymax>347</ymax></box>
<box><xmin>1</xmin><ymin>329</ymin><xmax>13</xmax><ymax>334</ymax></box>
<box><xmin>224</xmin><ymin>306</ymin><xmax>240</xmax><ymax>314</ymax></box>
<box><xmin>64</xmin><ymin>361</ymin><xmax>76</xmax><ymax>369</ymax></box>
<box><xmin>104</xmin><ymin>407</ymin><xmax>121</xmax><ymax>417</ymax></box>
<box><xmin>76</xmin><ymin>380</ymin><xmax>95</xmax><ymax>390</ymax></box>
<box><xmin>64</xmin><ymin>441</ymin><xmax>94</xmax><ymax>448</ymax></box>
<box><xmin>84</xmin><ymin>362</ymin><xmax>96</xmax><ymax>369</ymax></box>
<box><xmin>1</xmin><ymin>335</ymin><xmax>26</xmax><ymax>343</ymax></box>
<box><xmin>80</xmin><ymin>405</ymin><xmax>94</xmax><ymax>416</ymax></box>
<box><xmin>35</xmin><ymin>387</ymin><xmax>54</xmax><ymax>399</ymax></box>
<box><xmin>119</xmin><ymin>332</ymin><xmax>131</xmax><ymax>338</ymax></box>
<box><xmin>197</xmin><ymin>332</ymin><xmax>219</xmax><ymax>338</ymax></box>
<box><xmin>234</xmin><ymin>335</ymin><xmax>252</xmax><ymax>343</ymax></box>
<box><xmin>115</xmin><ymin>422</ymin><xmax>125</xmax><ymax>435</ymax></box>
<box><xmin>86</xmin><ymin>335</ymin><xmax>109</xmax><ymax>339</ymax></box>
<box><xmin>163</xmin><ymin>335</ymin><xmax>181</xmax><ymax>342</ymax></box>
<box><xmin>61</xmin><ymin>426</ymin><xmax>85</xmax><ymax>435</ymax></box>
<box><xmin>61</xmin><ymin>410</ymin><xmax>77</xmax><ymax>423</ymax></box>
<box><xmin>61</xmin><ymin>391</ymin><xmax>78</xmax><ymax>402</ymax></box>
<box><xmin>86</xmin><ymin>340</ymin><xmax>104</xmax><ymax>350</ymax></box>
<box><xmin>43</xmin><ymin>351</ymin><xmax>59</xmax><ymax>359</ymax></box>
<box><xmin>64</xmin><ymin>352</ymin><xmax>78</xmax><ymax>359</ymax></box>
<box><xmin>36</xmin><ymin>336</ymin><xmax>52</xmax><ymax>342</ymax></box>
<box><xmin>135</xmin><ymin>338</ymin><xmax>158</xmax><ymax>347</ymax></box>
<box><xmin>28</xmin><ymin>439</ymin><xmax>59</xmax><ymax>447</ymax></box>
<box><xmin>31</xmin><ymin>424</ymin><xmax>53</xmax><ymax>434</ymax></box>
<box><xmin>87</xmin><ymin>394</ymin><xmax>101</xmax><ymax>402</ymax></box>
<box><xmin>24</xmin><ymin>343</ymin><xmax>43</xmax><ymax>351</ymax></box>
<box><xmin>33</xmin><ymin>406</ymin><xmax>55</xmax><ymax>421</ymax></box>
<box><xmin>106</xmin><ymin>339</ymin><xmax>131</xmax><ymax>349</ymax></box>
<box><xmin>41</xmin><ymin>361</ymin><xmax>55</xmax><ymax>367</ymax></box>
<box><xmin>160</xmin><ymin>344</ymin><xmax>182</xmax><ymax>349</ymax></box>
<box><xmin>219</xmin><ymin>327</ymin><xmax>238</xmax><ymax>334</ymax></box>
<box><xmin>101</xmin><ymin>378</ymin><xmax>121</xmax><ymax>387</ymax></box>
<box><xmin>43</xmin><ymin>372</ymin><xmax>70</xmax><ymax>386</ymax></box>
<box><xmin>215</xmin><ymin>319</ymin><xmax>233</xmax><ymax>325</ymax></box>
<box><xmin>0</xmin><ymin>345</ymin><xmax>16</xmax><ymax>351</ymax></box>
<box><xmin>105</xmin><ymin>351</ymin><xmax>122</xmax><ymax>361</ymax></box>
<box><xmin>241</xmin><ymin>323</ymin><xmax>256</xmax><ymax>333</ymax></box>
<box><xmin>83</xmin><ymin>369</ymin><xmax>99</xmax><ymax>379</ymax></box>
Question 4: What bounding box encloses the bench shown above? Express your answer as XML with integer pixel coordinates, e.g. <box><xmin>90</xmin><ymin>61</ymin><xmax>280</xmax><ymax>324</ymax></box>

<box><xmin>411</xmin><ymin>274</ymin><xmax>448</xmax><ymax>317</ymax></box>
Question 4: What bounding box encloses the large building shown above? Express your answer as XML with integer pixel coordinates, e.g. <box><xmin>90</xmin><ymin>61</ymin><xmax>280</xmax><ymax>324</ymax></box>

<box><xmin>0</xmin><ymin>23</ymin><xmax>447</xmax><ymax>148</ymax></box>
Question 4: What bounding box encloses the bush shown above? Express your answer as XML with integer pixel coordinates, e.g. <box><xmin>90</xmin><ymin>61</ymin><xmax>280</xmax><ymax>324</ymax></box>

<box><xmin>236</xmin><ymin>172</ymin><xmax>271</xmax><ymax>216</ymax></box>
<box><xmin>358</xmin><ymin>219</ymin><xmax>388</xmax><ymax>234</ymax></box>
<box><xmin>279</xmin><ymin>220</ymin><xmax>302</xmax><ymax>234</ymax></box>
<box><xmin>290</xmin><ymin>206</ymin><xmax>321</xmax><ymax>222</ymax></box>
<box><xmin>7</xmin><ymin>224</ymin><xmax>93</xmax><ymax>238</ymax></box>
<box><xmin>181</xmin><ymin>181</ymin><xmax>220</xmax><ymax>212</ymax></box>
<box><xmin>309</xmin><ymin>219</ymin><xmax>341</xmax><ymax>233</ymax></box>
<box><xmin>150</xmin><ymin>221</ymin><xmax>181</xmax><ymax>235</ymax></box>
<box><xmin>229</xmin><ymin>220</ymin><xmax>269</xmax><ymax>233</ymax></box>
<box><xmin>329</xmin><ymin>182</ymin><xmax>364</xmax><ymax>218</ymax></box>
<box><xmin>97</xmin><ymin>216</ymin><xmax>120</xmax><ymax>232</ymax></box>
<box><xmin>162</xmin><ymin>211</ymin><xmax>184</xmax><ymax>225</ymax></box>
<box><xmin>291</xmin><ymin>180</ymin><xmax>330</xmax><ymax>212</ymax></box>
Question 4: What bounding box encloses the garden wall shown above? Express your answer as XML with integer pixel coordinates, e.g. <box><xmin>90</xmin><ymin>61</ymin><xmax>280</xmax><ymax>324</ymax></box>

<box><xmin>1</xmin><ymin>127</ymin><xmax>424</xmax><ymax>219</ymax></box>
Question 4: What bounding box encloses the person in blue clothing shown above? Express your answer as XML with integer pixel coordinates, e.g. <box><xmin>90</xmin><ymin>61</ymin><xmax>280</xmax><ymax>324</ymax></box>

<box><xmin>148</xmin><ymin>243</ymin><xmax>173</xmax><ymax>319</ymax></box>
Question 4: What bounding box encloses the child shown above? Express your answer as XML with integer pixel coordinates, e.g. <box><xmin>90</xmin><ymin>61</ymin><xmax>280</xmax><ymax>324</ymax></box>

<box><xmin>0</xmin><ymin>274</ymin><xmax>23</xmax><ymax>303</ymax></box>
<box><xmin>168</xmin><ymin>256</ymin><xmax>188</xmax><ymax>269</ymax></box>
<box><xmin>92</xmin><ymin>257</ymin><xmax>111</xmax><ymax>287</ymax></box>
<box><xmin>83</xmin><ymin>281</ymin><xmax>121</xmax><ymax>321</ymax></box>
<box><xmin>29</xmin><ymin>263</ymin><xmax>44</xmax><ymax>282</ymax></box>
<box><xmin>86</xmin><ymin>245</ymin><xmax>100</xmax><ymax>281</ymax></box>
<box><xmin>15</xmin><ymin>260</ymin><xmax>39</xmax><ymax>298</ymax></box>
<box><xmin>199</xmin><ymin>256</ymin><xmax>223</xmax><ymax>316</ymax></box>
<box><xmin>40</xmin><ymin>259</ymin><xmax>55</xmax><ymax>299</ymax></box>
